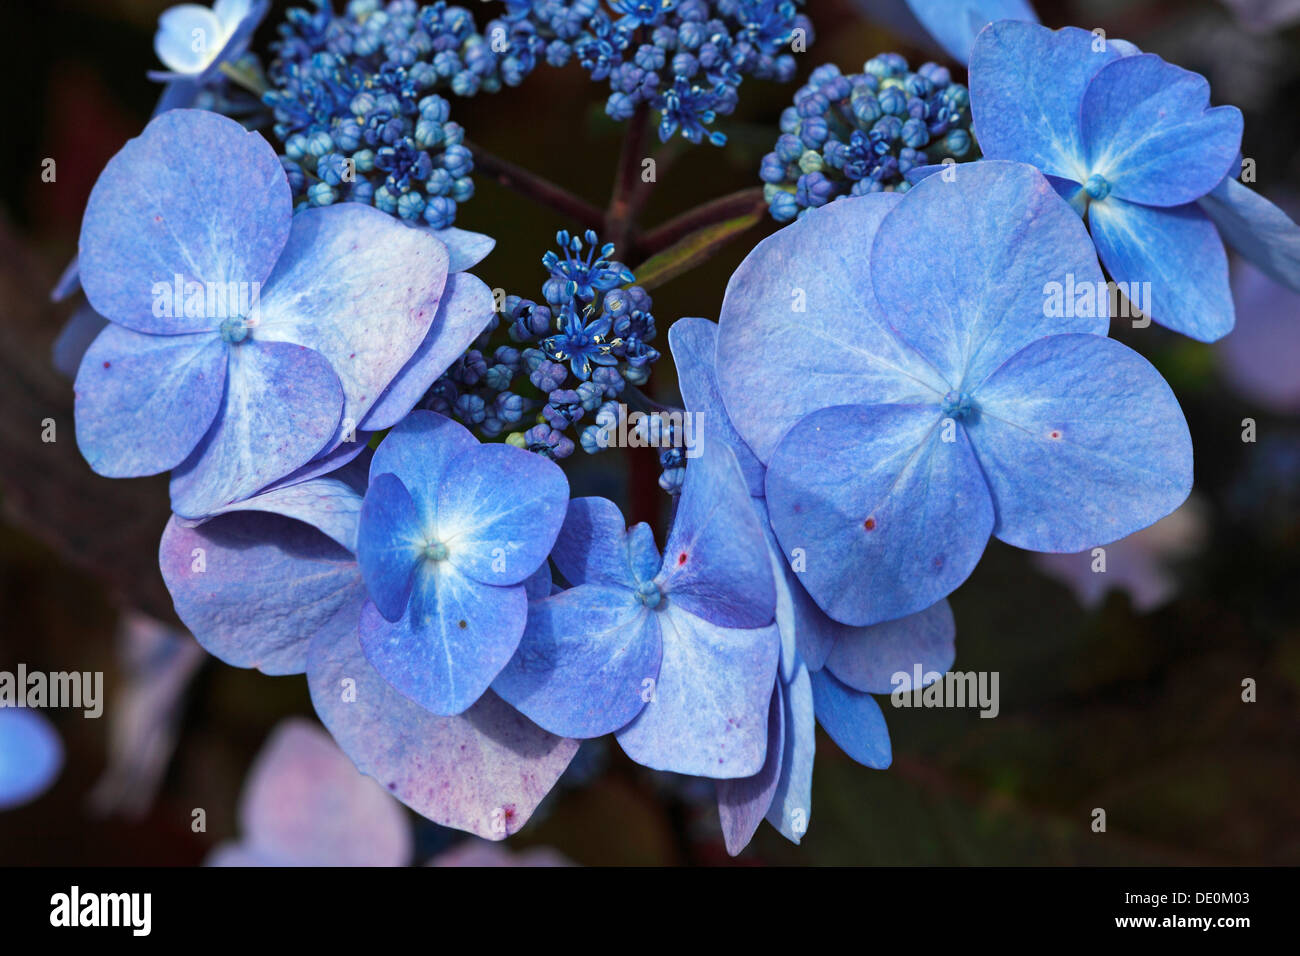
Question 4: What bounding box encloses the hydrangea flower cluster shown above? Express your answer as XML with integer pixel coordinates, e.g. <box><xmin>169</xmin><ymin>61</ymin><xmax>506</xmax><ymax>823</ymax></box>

<box><xmin>497</xmin><ymin>0</ymin><xmax>813</xmax><ymax>145</ymax></box>
<box><xmin>423</xmin><ymin>230</ymin><xmax>661</xmax><ymax>462</ymax></box>
<box><xmin>760</xmin><ymin>54</ymin><xmax>974</xmax><ymax>221</ymax></box>
<box><xmin>266</xmin><ymin>0</ymin><xmax>479</xmax><ymax>228</ymax></box>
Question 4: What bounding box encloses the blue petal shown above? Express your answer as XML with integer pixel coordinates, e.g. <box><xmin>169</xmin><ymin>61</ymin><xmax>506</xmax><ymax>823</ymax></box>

<box><xmin>669</xmin><ymin>316</ymin><xmax>763</xmax><ymax>496</ymax></box>
<box><xmin>169</xmin><ymin>339</ymin><xmax>344</xmax><ymax>518</ymax></box>
<box><xmin>549</xmin><ymin>496</ymin><xmax>639</xmax><ymax>589</ymax></box>
<box><xmin>766</xmin><ymin>403</ymin><xmax>995</xmax><ymax>626</ymax></box>
<box><xmin>716</xmin><ymin>681</ymin><xmax>784</xmax><ymax>856</ymax></box>
<box><xmin>765</xmin><ymin>663</ymin><xmax>815</xmax><ymax>843</ymax></box>
<box><xmin>755</xmin><ymin>497</ymin><xmax>836</xmax><ymax>678</ymax></box>
<box><xmin>262</xmin><ymin>438</ymin><xmax>372</xmax><ymax>495</ymax></box>
<box><xmin>159</xmin><ymin>511</ymin><xmax>364</xmax><ymax>675</ymax></box>
<box><xmin>1218</xmin><ymin>258</ymin><xmax>1300</xmax><ymax>412</ymax></box>
<box><xmin>308</xmin><ymin>620</ymin><xmax>578</xmax><ymax>840</ymax></box>
<box><xmin>356</xmin><ymin>473</ymin><xmax>425</xmax><ymax>621</ymax></box>
<box><xmin>368</xmin><ymin>411</ymin><xmax>476</xmax><ymax>529</ymax></box>
<box><xmin>0</xmin><ymin>709</ymin><xmax>62</xmax><ymax>810</ymax></box>
<box><xmin>200</xmin><ymin>474</ymin><xmax>364</xmax><ymax>552</ymax></box>
<box><xmin>1198</xmin><ymin>176</ymin><xmax>1300</xmax><ymax>293</ymax></box>
<box><xmin>968</xmin><ymin>333</ymin><xmax>1193</xmax><ymax>551</ymax></box>
<box><xmin>52</xmin><ymin>304</ymin><xmax>108</xmax><ymax>379</ymax></box>
<box><xmin>658</xmin><ymin>443</ymin><xmax>776</xmax><ymax>629</ymax></box>
<box><xmin>627</xmin><ymin>523</ymin><xmax>661</xmax><ymax>582</ymax></box>
<box><xmin>1081</xmin><ymin>54</ymin><xmax>1241</xmax><ymax>207</ymax></box>
<box><xmin>358</xmin><ymin>563</ymin><xmax>528</xmax><ymax>716</ymax></box>
<box><xmin>256</xmin><ymin>203</ymin><xmax>448</xmax><ymax>447</ymax></box>
<box><xmin>492</xmin><ymin>585</ymin><xmax>659</xmax><ymax>738</ymax></box>
<box><xmin>74</xmin><ymin>324</ymin><xmax>226</xmax><ymax>478</ymax></box>
<box><xmin>437</xmin><ymin>444</ymin><xmax>569</xmax><ymax>586</ymax></box>
<box><xmin>1088</xmin><ymin>196</ymin><xmax>1234</xmax><ymax>341</ymax></box>
<box><xmin>154</xmin><ymin>5</ymin><xmax>222</xmax><ymax>74</ymax></box>
<box><xmin>430</xmin><ymin>226</ymin><xmax>495</xmax><ymax>272</ymax></box>
<box><xmin>824</xmin><ymin>599</ymin><xmax>956</xmax><ymax>694</ymax></box>
<box><xmin>970</xmin><ymin>22</ymin><xmax>1123</xmax><ymax>181</ymax></box>
<box><xmin>616</xmin><ymin>607</ymin><xmax>779</xmax><ymax>778</ymax></box>
<box><xmin>906</xmin><ymin>0</ymin><xmax>1038</xmax><ymax>63</ymax></box>
<box><xmin>79</xmin><ymin>110</ymin><xmax>290</xmax><ymax>334</ymax></box>
<box><xmin>810</xmin><ymin>669</ymin><xmax>892</xmax><ymax>769</ymax></box>
<box><xmin>361</xmin><ymin>273</ymin><xmax>495</xmax><ymax>431</ymax></box>
<box><xmin>716</xmin><ymin>191</ymin><xmax>945</xmax><ymax>462</ymax></box>
<box><xmin>871</xmin><ymin>161</ymin><xmax>1107</xmax><ymax>390</ymax></box>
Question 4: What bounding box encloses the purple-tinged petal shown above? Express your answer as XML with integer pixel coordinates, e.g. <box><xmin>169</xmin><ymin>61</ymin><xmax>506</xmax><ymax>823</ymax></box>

<box><xmin>437</xmin><ymin>444</ymin><xmax>569</xmax><ymax>586</ymax></box>
<box><xmin>159</xmin><ymin>511</ymin><xmax>364</xmax><ymax>675</ymax></box>
<box><xmin>550</xmin><ymin>496</ymin><xmax>639</xmax><ymax>589</ymax></box>
<box><xmin>810</xmin><ymin>670</ymin><xmax>891</xmax><ymax>769</ymax></box>
<box><xmin>669</xmin><ymin>317</ymin><xmax>763</xmax><ymax>496</ymax></box>
<box><xmin>616</xmin><ymin>608</ymin><xmax>779</xmax><ymax>779</ymax></box>
<box><xmin>871</xmin><ymin>161</ymin><xmax>1107</xmax><ymax>390</ymax></box>
<box><xmin>970</xmin><ymin>22</ymin><xmax>1122</xmax><ymax>182</ymax></box>
<box><xmin>754</xmin><ymin>497</ymin><xmax>835</xmax><ymax>678</ymax></box>
<box><xmin>906</xmin><ymin>0</ymin><xmax>1038</xmax><ymax>63</ymax></box>
<box><xmin>52</xmin><ymin>304</ymin><xmax>108</xmax><ymax>379</ymax></box>
<box><xmin>968</xmin><ymin>334</ymin><xmax>1193</xmax><ymax>551</ymax></box>
<box><xmin>1219</xmin><ymin>259</ymin><xmax>1300</xmax><ymax>412</ymax></box>
<box><xmin>369</xmin><ymin>411</ymin><xmax>476</xmax><ymax>528</ymax></box>
<box><xmin>657</xmin><ymin>443</ymin><xmax>776</xmax><ymax>629</ymax></box>
<box><xmin>717</xmin><ymin>681</ymin><xmax>783</xmax><ymax>856</ymax></box>
<box><xmin>230</xmin><ymin>718</ymin><xmax>413</xmax><ymax>867</ymax></box>
<box><xmin>79</xmin><ymin>110</ymin><xmax>290</xmax><ymax>334</ymax></box>
<box><xmin>74</xmin><ymin>324</ymin><xmax>226</xmax><ymax>478</ymax></box>
<box><xmin>430</xmin><ymin>226</ymin><xmax>495</xmax><ymax>272</ymax></box>
<box><xmin>0</xmin><ymin>709</ymin><xmax>62</xmax><ymax>810</ymax></box>
<box><xmin>261</xmin><ymin>437</ymin><xmax>372</xmax><ymax>496</ymax></box>
<box><xmin>197</xmin><ymin>474</ymin><xmax>364</xmax><ymax>552</ymax></box>
<box><xmin>50</xmin><ymin>255</ymin><xmax>80</xmax><ymax>303</ymax></box>
<box><xmin>356</xmin><ymin>473</ymin><xmax>424</xmax><ymax>620</ymax></box>
<box><xmin>1089</xmin><ymin>195</ymin><xmax>1234</xmax><ymax>341</ymax></box>
<box><xmin>1081</xmin><ymin>55</ymin><xmax>1241</xmax><ymax>207</ymax></box>
<box><xmin>717</xmin><ymin>191</ymin><xmax>945</xmax><ymax>463</ymax></box>
<box><xmin>359</xmin><ymin>564</ymin><xmax>527</xmax><ymax>716</ymax></box>
<box><xmin>361</xmin><ymin>272</ymin><xmax>495</xmax><ymax>431</ymax></box>
<box><xmin>256</xmin><ymin>203</ymin><xmax>448</xmax><ymax>444</ymax></box>
<box><xmin>766</xmin><ymin>663</ymin><xmax>815</xmax><ymax>844</ymax></box>
<box><xmin>169</xmin><ymin>339</ymin><xmax>344</xmax><ymax>517</ymax></box>
<box><xmin>307</xmin><ymin>620</ymin><xmax>579</xmax><ymax>840</ymax></box>
<box><xmin>1198</xmin><ymin>177</ymin><xmax>1300</xmax><ymax>293</ymax></box>
<box><xmin>766</xmin><ymin>403</ymin><xmax>995</xmax><ymax>627</ymax></box>
<box><xmin>493</xmin><ymin>585</ymin><xmax>658</xmax><ymax>738</ymax></box>
<box><xmin>824</xmin><ymin>600</ymin><xmax>956</xmax><ymax>694</ymax></box>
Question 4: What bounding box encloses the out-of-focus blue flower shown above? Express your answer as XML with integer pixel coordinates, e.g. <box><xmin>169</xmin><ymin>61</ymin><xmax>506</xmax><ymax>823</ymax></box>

<box><xmin>493</xmin><ymin>439</ymin><xmax>780</xmax><ymax>779</ymax></box>
<box><xmin>152</xmin><ymin>0</ymin><xmax>270</xmax><ymax>82</ymax></box>
<box><xmin>356</xmin><ymin>412</ymin><xmax>569</xmax><ymax>716</ymax></box>
<box><xmin>853</xmin><ymin>0</ymin><xmax>1037</xmax><ymax>64</ymax></box>
<box><xmin>160</xmin><ymin>455</ymin><xmax>581</xmax><ymax>839</ymax></box>
<box><xmin>717</xmin><ymin>161</ymin><xmax>1193</xmax><ymax>627</ymax></box>
<box><xmin>208</xmin><ymin>718</ymin><xmax>414</xmax><ymax>866</ymax></box>
<box><xmin>73</xmin><ymin>109</ymin><xmax>477</xmax><ymax>518</ymax></box>
<box><xmin>967</xmin><ymin>21</ymin><xmax>1300</xmax><ymax>341</ymax></box>
<box><xmin>761</xmin><ymin>57</ymin><xmax>973</xmax><ymax>221</ymax></box>
<box><xmin>0</xmin><ymin>709</ymin><xmax>62</xmax><ymax>810</ymax></box>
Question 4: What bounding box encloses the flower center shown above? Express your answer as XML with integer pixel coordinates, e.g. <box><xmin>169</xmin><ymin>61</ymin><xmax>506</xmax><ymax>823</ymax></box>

<box><xmin>219</xmin><ymin>316</ymin><xmax>250</xmax><ymax>344</ymax></box>
<box><xmin>636</xmin><ymin>579</ymin><xmax>663</xmax><ymax>609</ymax></box>
<box><xmin>422</xmin><ymin>540</ymin><xmax>449</xmax><ymax>562</ymax></box>
<box><xmin>1083</xmin><ymin>174</ymin><xmax>1111</xmax><ymax>201</ymax></box>
<box><xmin>940</xmin><ymin>389</ymin><xmax>975</xmax><ymax>419</ymax></box>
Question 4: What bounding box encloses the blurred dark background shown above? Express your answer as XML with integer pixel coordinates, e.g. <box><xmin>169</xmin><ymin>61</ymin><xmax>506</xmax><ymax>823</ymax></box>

<box><xmin>1</xmin><ymin>0</ymin><xmax>1298</xmax><ymax>865</ymax></box>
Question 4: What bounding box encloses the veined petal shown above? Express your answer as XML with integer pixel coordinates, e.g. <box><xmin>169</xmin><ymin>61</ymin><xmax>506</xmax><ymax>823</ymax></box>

<box><xmin>716</xmin><ymin>682</ymin><xmax>784</xmax><ymax>856</ymax></box>
<box><xmin>824</xmin><ymin>599</ymin><xmax>956</xmax><ymax>695</ymax></box>
<box><xmin>549</xmin><ymin>496</ymin><xmax>639</xmax><ymax>589</ymax></box>
<box><xmin>368</xmin><ymin>411</ymin><xmax>476</xmax><ymax>532</ymax></box>
<box><xmin>765</xmin><ymin>663</ymin><xmax>815</xmax><ymax>844</ymax></box>
<box><xmin>356</xmin><ymin>473</ymin><xmax>425</xmax><ymax>621</ymax></box>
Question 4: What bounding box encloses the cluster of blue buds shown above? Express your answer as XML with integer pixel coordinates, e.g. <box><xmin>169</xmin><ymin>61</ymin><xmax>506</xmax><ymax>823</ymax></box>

<box><xmin>421</xmin><ymin>230</ymin><xmax>661</xmax><ymax>460</ymax></box>
<box><xmin>760</xmin><ymin>55</ymin><xmax>974</xmax><ymax>221</ymax></box>
<box><xmin>266</xmin><ymin>1</ymin><xmax>488</xmax><ymax>228</ymax></box>
<box><xmin>496</xmin><ymin>0</ymin><xmax>814</xmax><ymax>145</ymax></box>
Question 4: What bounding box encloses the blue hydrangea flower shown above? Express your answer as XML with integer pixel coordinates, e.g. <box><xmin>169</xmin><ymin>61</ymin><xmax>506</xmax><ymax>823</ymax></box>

<box><xmin>160</xmin><ymin>453</ymin><xmax>580</xmax><ymax>838</ymax></box>
<box><xmin>717</xmin><ymin>161</ymin><xmax>1193</xmax><ymax>626</ymax></box>
<box><xmin>493</xmin><ymin>438</ymin><xmax>780</xmax><ymax>778</ymax></box>
<box><xmin>73</xmin><ymin>108</ymin><xmax>485</xmax><ymax>518</ymax></box>
<box><xmin>854</xmin><ymin>0</ymin><xmax>1037</xmax><ymax>64</ymax></box>
<box><xmin>0</xmin><ymin>709</ymin><xmax>63</xmax><ymax>811</ymax></box>
<box><xmin>670</xmin><ymin>316</ymin><xmax>955</xmax><ymax>852</ymax></box>
<box><xmin>969</xmin><ymin>21</ymin><xmax>1300</xmax><ymax>341</ymax></box>
<box><xmin>150</xmin><ymin>0</ymin><xmax>270</xmax><ymax>83</ymax></box>
<box><xmin>356</xmin><ymin>411</ymin><xmax>569</xmax><ymax>716</ymax></box>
